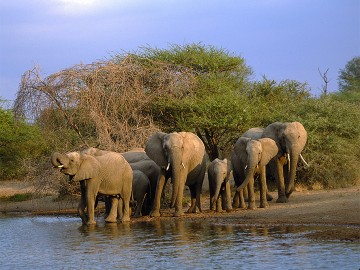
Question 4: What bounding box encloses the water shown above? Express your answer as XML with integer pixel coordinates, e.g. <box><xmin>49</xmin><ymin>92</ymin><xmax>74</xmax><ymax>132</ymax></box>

<box><xmin>0</xmin><ymin>216</ymin><xmax>358</xmax><ymax>269</ymax></box>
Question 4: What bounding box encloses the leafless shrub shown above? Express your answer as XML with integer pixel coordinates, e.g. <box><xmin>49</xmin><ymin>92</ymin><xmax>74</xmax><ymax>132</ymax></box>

<box><xmin>14</xmin><ymin>54</ymin><xmax>196</xmax><ymax>152</ymax></box>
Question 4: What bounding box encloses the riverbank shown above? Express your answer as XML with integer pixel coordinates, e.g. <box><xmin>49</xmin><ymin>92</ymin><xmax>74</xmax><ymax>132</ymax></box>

<box><xmin>1</xmin><ymin>181</ymin><xmax>359</xmax><ymax>225</ymax></box>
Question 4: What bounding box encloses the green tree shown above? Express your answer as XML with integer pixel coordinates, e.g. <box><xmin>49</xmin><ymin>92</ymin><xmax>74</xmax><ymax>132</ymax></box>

<box><xmin>0</xmin><ymin>102</ymin><xmax>47</xmax><ymax>179</ymax></box>
<box><xmin>338</xmin><ymin>56</ymin><xmax>360</xmax><ymax>93</ymax></box>
<box><xmin>140</xmin><ymin>43</ymin><xmax>253</xmax><ymax>159</ymax></box>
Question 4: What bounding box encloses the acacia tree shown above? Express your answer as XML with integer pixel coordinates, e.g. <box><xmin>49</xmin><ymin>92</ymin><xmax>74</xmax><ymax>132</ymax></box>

<box><xmin>139</xmin><ymin>43</ymin><xmax>253</xmax><ymax>159</ymax></box>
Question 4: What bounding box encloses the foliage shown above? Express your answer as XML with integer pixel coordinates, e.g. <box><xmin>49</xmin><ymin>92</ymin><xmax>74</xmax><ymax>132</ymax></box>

<box><xmin>139</xmin><ymin>43</ymin><xmax>253</xmax><ymax>159</ymax></box>
<box><xmin>338</xmin><ymin>56</ymin><xmax>360</xmax><ymax>93</ymax></box>
<box><xmin>10</xmin><ymin>43</ymin><xmax>360</xmax><ymax>193</ymax></box>
<box><xmin>297</xmin><ymin>96</ymin><xmax>360</xmax><ymax>188</ymax></box>
<box><xmin>0</xmin><ymin>103</ymin><xmax>46</xmax><ymax>180</ymax></box>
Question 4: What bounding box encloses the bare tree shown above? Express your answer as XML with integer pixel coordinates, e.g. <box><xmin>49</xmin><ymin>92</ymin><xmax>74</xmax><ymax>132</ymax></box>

<box><xmin>318</xmin><ymin>68</ymin><xmax>330</xmax><ymax>96</ymax></box>
<box><xmin>14</xmin><ymin>54</ymin><xmax>196</xmax><ymax>152</ymax></box>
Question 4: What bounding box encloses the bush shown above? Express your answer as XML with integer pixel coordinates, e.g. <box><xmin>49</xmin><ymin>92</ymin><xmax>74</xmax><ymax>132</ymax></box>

<box><xmin>0</xmin><ymin>104</ymin><xmax>47</xmax><ymax>180</ymax></box>
<box><xmin>297</xmin><ymin>96</ymin><xmax>360</xmax><ymax>188</ymax></box>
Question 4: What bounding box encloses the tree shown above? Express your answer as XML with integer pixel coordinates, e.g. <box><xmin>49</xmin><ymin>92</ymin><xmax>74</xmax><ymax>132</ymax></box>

<box><xmin>338</xmin><ymin>56</ymin><xmax>360</xmax><ymax>93</ymax></box>
<box><xmin>138</xmin><ymin>43</ymin><xmax>253</xmax><ymax>159</ymax></box>
<box><xmin>0</xmin><ymin>103</ymin><xmax>46</xmax><ymax>179</ymax></box>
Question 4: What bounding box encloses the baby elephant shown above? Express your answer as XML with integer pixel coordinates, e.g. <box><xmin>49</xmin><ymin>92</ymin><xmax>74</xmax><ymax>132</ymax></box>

<box><xmin>131</xmin><ymin>170</ymin><xmax>151</xmax><ymax>217</ymax></box>
<box><xmin>207</xmin><ymin>158</ymin><xmax>232</xmax><ymax>212</ymax></box>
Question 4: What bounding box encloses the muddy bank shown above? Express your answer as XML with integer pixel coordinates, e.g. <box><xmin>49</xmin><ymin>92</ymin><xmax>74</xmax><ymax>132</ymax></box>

<box><xmin>1</xmin><ymin>181</ymin><xmax>359</xmax><ymax>241</ymax></box>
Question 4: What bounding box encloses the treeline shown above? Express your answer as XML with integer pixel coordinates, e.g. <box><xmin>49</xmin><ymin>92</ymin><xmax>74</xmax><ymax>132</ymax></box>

<box><xmin>1</xmin><ymin>44</ymin><xmax>359</xmax><ymax>193</ymax></box>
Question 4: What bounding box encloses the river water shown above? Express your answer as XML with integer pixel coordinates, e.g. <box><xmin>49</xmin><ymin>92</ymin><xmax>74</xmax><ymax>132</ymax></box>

<box><xmin>0</xmin><ymin>216</ymin><xmax>358</xmax><ymax>269</ymax></box>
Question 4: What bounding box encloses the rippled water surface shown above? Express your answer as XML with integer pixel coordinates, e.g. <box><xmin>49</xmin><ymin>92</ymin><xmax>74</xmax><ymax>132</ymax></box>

<box><xmin>0</xmin><ymin>216</ymin><xmax>358</xmax><ymax>269</ymax></box>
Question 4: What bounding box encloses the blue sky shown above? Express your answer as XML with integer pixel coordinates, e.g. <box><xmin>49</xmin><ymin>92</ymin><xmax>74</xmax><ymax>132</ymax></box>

<box><xmin>0</xmin><ymin>0</ymin><xmax>359</xmax><ymax>102</ymax></box>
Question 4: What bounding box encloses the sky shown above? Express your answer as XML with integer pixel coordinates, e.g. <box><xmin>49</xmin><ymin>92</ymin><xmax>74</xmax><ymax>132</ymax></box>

<box><xmin>0</xmin><ymin>0</ymin><xmax>359</xmax><ymax>103</ymax></box>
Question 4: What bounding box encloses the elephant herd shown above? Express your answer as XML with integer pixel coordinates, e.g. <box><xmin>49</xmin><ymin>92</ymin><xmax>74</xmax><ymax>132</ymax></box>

<box><xmin>51</xmin><ymin>121</ymin><xmax>308</xmax><ymax>225</ymax></box>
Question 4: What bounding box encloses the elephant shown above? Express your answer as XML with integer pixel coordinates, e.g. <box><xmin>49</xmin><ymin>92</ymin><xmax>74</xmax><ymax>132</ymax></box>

<box><xmin>261</xmin><ymin>122</ymin><xmax>308</xmax><ymax>202</ymax></box>
<box><xmin>84</xmin><ymin>147</ymin><xmax>161</xmax><ymax>217</ymax></box>
<box><xmin>51</xmin><ymin>151</ymin><xmax>133</xmax><ymax>225</ymax></box>
<box><xmin>83</xmin><ymin>147</ymin><xmax>149</xmax><ymax>163</ymax></box>
<box><xmin>131</xmin><ymin>170</ymin><xmax>151</xmax><ymax>217</ymax></box>
<box><xmin>145</xmin><ymin>131</ymin><xmax>207</xmax><ymax>217</ymax></box>
<box><xmin>207</xmin><ymin>158</ymin><xmax>232</xmax><ymax>212</ymax></box>
<box><xmin>231</xmin><ymin>137</ymin><xmax>278</xmax><ymax>209</ymax></box>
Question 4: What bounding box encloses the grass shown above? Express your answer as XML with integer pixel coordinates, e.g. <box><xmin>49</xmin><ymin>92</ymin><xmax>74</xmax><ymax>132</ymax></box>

<box><xmin>0</xmin><ymin>192</ymin><xmax>33</xmax><ymax>202</ymax></box>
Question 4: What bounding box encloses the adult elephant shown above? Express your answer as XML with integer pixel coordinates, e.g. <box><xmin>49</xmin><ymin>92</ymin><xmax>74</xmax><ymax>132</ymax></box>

<box><xmin>51</xmin><ymin>151</ymin><xmax>133</xmax><ymax>225</ymax></box>
<box><xmin>83</xmin><ymin>147</ymin><xmax>161</xmax><ymax>216</ymax></box>
<box><xmin>261</xmin><ymin>122</ymin><xmax>308</xmax><ymax>202</ymax></box>
<box><xmin>207</xmin><ymin>158</ymin><xmax>232</xmax><ymax>212</ymax></box>
<box><xmin>231</xmin><ymin>137</ymin><xmax>278</xmax><ymax>209</ymax></box>
<box><xmin>145</xmin><ymin>131</ymin><xmax>207</xmax><ymax>217</ymax></box>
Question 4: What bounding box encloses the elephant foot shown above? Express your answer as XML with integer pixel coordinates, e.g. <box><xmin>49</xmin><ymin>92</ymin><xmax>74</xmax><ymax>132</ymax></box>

<box><xmin>120</xmin><ymin>216</ymin><xmax>131</xmax><ymax>223</ymax></box>
<box><xmin>187</xmin><ymin>207</ymin><xmax>197</xmax><ymax>213</ymax></box>
<box><xmin>266</xmin><ymin>193</ymin><xmax>273</xmax><ymax>201</ymax></box>
<box><xmin>173</xmin><ymin>210</ymin><xmax>184</xmax><ymax>217</ymax></box>
<box><xmin>247</xmin><ymin>204</ymin><xmax>257</xmax><ymax>210</ymax></box>
<box><xmin>260</xmin><ymin>202</ymin><xmax>269</xmax><ymax>208</ymax></box>
<box><xmin>276</xmin><ymin>196</ymin><xmax>288</xmax><ymax>203</ymax></box>
<box><xmin>285</xmin><ymin>191</ymin><xmax>293</xmax><ymax>198</ymax></box>
<box><xmin>86</xmin><ymin>220</ymin><xmax>96</xmax><ymax>226</ymax></box>
<box><xmin>150</xmin><ymin>210</ymin><xmax>161</xmax><ymax>217</ymax></box>
<box><xmin>105</xmin><ymin>216</ymin><xmax>117</xmax><ymax>223</ymax></box>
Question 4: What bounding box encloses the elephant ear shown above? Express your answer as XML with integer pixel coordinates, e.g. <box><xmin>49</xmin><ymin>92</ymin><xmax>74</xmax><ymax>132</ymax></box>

<box><xmin>145</xmin><ymin>132</ymin><xmax>168</xmax><ymax>168</ymax></box>
<box><xmin>233</xmin><ymin>137</ymin><xmax>251</xmax><ymax>163</ymax></box>
<box><xmin>258</xmin><ymin>138</ymin><xmax>279</xmax><ymax>166</ymax></box>
<box><xmin>73</xmin><ymin>154</ymin><xmax>101</xmax><ymax>181</ymax></box>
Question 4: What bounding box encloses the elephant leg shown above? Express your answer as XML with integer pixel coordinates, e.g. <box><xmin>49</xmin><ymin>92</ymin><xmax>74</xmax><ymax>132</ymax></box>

<box><xmin>247</xmin><ymin>178</ymin><xmax>256</xmax><ymax>210</ymax></box>
<box><xmin>275</xmin><ymin>160</ymin><xmax>287</xmax><ymax>203</ymax></box>
<box><xmin>259</xmin><ymin>168</ymin><xmax>269</xmax><ymax>208</ymax></box>
<box><xmin>86</xmin><ymin>192</ymin><xmax>97</xmax><ymax>225</ymax></box>
<box><xmin>121</xmin><ymin>195</ymin><xmax>131</xmax><ymax>222</ymax></box>
<box><xmin>239</xmin><ymin>189</ymin><xmax>247</xmax><ymax>209</ymax></box>
<box><xmin>103</xmin><ymin>196</ymin><xmax>111</xmax><ymax>219</ymax></box>
<box><xmin>224</xmin><ymin>181</ymin><xmax>233</xmax><ymax>212</ymax></box>
<box><xmin>78</xmin><ymin>181</ymin><xmax>87</xmax><ymax>224</ymax></box>
<box><xmin>77</xmin><ymin>198</ymin><xmax>87</xmax><ymax>224</ymax></box>
<box><xmin>221</xmin><ymin>189</ymin><xmax>226</xmax><ymax>211</ymax></box>
<box><xmin>216</xmin><ymin>196</ymin><xmax>222</xmax><ymax>212</ymax></box>
<box><xmin>105</xmin><ymin>197</ymin><xmax>118</xmax><ymax>223</ymax></box>
<box><xmin>232</xmin><ymin>190</ymin><xmax>240</xmax><ymax>208</ymax></box>
<box><xmin>117</xmin><ymin>198</ymin><xmax>124</xmax><ymax>221</ymax></box>
<box><xmin>174</xmin><ymin>183</ymin><xmax>185</xmax><ymax>217</ymax></box>
<box><xmin>150</xmin><ymin>173</ymin><xmax>166</xmax><ymax>217</ymax></box>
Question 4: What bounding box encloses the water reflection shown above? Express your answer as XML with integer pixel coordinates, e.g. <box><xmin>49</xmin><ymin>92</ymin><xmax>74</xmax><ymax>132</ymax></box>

<box><xmin>0</xmin><ymin>216</ymin><xmax>358</xmax><ymax>270</ymax></box>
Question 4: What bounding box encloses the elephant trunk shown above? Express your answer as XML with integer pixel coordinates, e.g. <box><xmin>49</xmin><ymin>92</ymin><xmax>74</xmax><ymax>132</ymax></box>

<box><xmin>212</xmin><ymin>176</ymin><xmax>223</xmax><ymax>205</ymax></box>
<box><xmin>285</xmin><ymin>152</ymin><xmax>299</xmax><ymax>197</ymax></box>
<box><xmin>51</xmin><ymin>152</ymin><xmax>69</xmax><ymax>168</ymax></box>
<box><xmin>170</xmin><ymin>157</ymin><xmax>182</xmax><ymax>208</ymax></box>
<box><xmin>237</xmin><ymin>165</ymin><xmax>256</xmax><ymax>191</ymax></box>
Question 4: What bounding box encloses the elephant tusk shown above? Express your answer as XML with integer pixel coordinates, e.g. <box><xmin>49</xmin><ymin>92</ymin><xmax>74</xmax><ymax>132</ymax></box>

<box><xmin>57</xmin><ymin>165</ymin><xmax>64</xmax><ymax>168</ymax></box>
<box><xmin>181</xmin><ymin>162</ymin><xmax>185</xmax><ymax>169</ymax></box>
<box><xmin>287</xmin><ymin>153</ymin><xmax>290</xmax><ymax>171</ymax></box>
<box><xmin>300</xmin><ymin>154</ymin><xmax>309</xmax><ymax>167</ymax></box>
<box><xmin>166</xmin><ymin>163</ymin><xmax>171</xmax><ymax>171</ymax></box>
<box><xmin>244</xmin><ymin>165</ymin><xmax>248</xmax><ymax>170</ymax></box>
